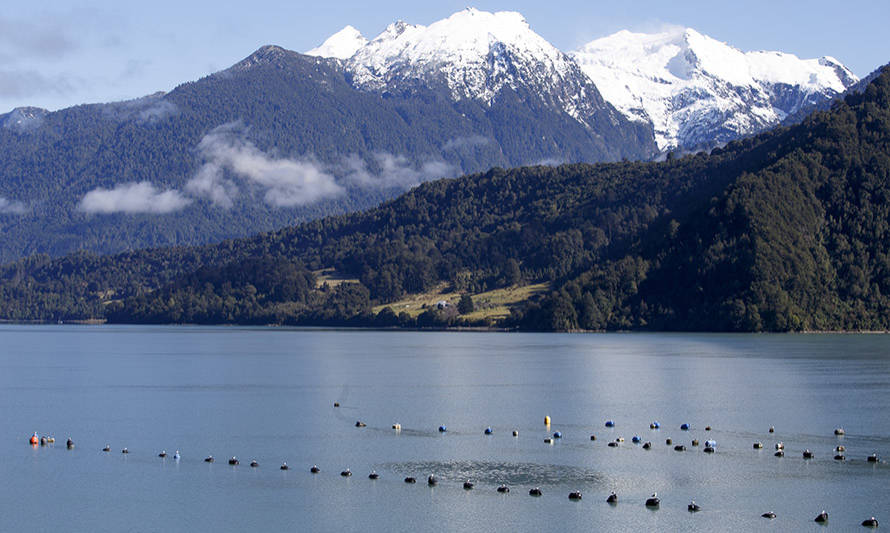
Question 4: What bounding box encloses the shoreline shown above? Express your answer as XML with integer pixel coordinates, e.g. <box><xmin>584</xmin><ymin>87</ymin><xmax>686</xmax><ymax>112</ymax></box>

<box><xmin>1</xmin><ymin>319</ymin><xmax>888</xmax><ymax>334</ymax></box>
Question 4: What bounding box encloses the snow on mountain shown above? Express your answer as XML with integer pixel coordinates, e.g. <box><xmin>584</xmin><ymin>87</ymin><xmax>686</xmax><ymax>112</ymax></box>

<box><xmin>306</xmin><ymin>25</ymin><xmax>368</xmax><ymax>60</ymax></box>
<box><xmin>571</xmin><ymin>28</ymin><xmax>859</xmax><ymax>150</ymax></box>
<box><xmin>330</xmin><ymin>8</ymin><xmax>620</xmax><ymax>129</ymax></box>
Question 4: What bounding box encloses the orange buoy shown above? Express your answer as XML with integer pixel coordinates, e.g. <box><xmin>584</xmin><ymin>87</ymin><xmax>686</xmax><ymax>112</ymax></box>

<box><xmin>29</xmin><ymin>432</ymin><xmax>39</xmax><ymax>445</ymax></box>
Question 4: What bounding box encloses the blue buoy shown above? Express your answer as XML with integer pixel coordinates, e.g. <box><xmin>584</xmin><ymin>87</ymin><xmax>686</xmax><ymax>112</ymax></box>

<box><xmin>680</xmin><ymin>423</ymin><xmax>690</xmax><ymax>431</ymax></box>
<box><xmin>553</xmin><ymin>431</ymin><xmax>562</xmax><ymax>439</ymax></box>
<box><xmin>605</xmin><ymin>420</ymin><xmax>615</xmax><ymax>428</ymax></box>
<box><xmin>438</xmin><ymin>426</ymin><xmax>447</xmax><ymax>433</ymax></box>
<box><xmin>484</xmin><ymin>427</ymin><xmax>493</xmax><ymax>435</ymax></box>
<box><xmin>632</xmin><ymin>436</ymin><xmax>641</xmax><ymax>443</ymax></box>
<box><xmin>650</xmin><ymin>421</ymin><xmax>660</xmax><ymax>429</ymax></box>
<box><xmin>705</xmin><ymin>440</ymin><xmax>716</xmax><ymax>448</ymax></box>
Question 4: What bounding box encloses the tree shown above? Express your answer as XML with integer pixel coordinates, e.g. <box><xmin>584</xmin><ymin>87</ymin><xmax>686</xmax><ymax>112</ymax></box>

<box><xmin>458</xmin><ymin>294</ymin><xmax>475</xmax><ymax>314</ymax></box>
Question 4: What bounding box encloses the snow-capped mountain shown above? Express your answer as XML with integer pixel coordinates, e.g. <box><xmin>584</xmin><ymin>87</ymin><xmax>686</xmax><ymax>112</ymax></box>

<box><xmin>308</xmin><ymin>8</ymin><xmax>627</xmax><ymax>130</ymax></box>
<box><xmin>570</xmin><ymin>28</ymin><xmax>858</xmax><ymax>150</ymax></box>
<box><xmin>306</xmin><ymin>25</ymin><xmax>368</xmax><ymax>60</ymax></box>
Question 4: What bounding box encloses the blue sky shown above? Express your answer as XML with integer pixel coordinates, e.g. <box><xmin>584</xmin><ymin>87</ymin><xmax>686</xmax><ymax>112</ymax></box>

<box><xmin>2</xmin><ymin>0</ymin><xmax>888</xmax><ymax>114</ymax></box>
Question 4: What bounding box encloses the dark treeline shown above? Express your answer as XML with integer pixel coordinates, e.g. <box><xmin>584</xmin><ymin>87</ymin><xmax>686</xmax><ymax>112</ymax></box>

<box><xmin>2</xmin><ymin>68</ymin><xmax>890</xmax><ymax>332</ymax></box>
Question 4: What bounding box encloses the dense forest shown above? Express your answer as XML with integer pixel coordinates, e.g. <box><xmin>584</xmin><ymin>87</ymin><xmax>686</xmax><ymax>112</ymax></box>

<box><xmin>0</xmin><ymin>45</ymin><xmax>654</xmax><ymax>263</ymax></box>
<box><xmin>1</xmin><ymin>68</ymin><xmax>889</xmax><ymax>332</ymax></box>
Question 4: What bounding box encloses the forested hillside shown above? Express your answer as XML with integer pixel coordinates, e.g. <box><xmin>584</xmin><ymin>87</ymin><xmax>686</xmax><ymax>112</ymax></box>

<box><xmin>1</xmin><ymin>68</ymin><xmax>889</xmax><ymax>332</ymax></box>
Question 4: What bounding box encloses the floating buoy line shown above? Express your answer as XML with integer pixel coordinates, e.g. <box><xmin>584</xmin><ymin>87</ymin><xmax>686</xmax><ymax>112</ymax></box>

<box><xmin>22</xmin><ymin>416</ymin><xmax>885</xmax><ymax>527</ymax></box>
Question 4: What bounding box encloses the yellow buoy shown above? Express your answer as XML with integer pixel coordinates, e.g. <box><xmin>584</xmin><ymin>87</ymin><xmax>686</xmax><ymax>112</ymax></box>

<box><xmin>544</xmin><ymin>416</ymin><xmax>551</xmax><ymax>426</ymax></box>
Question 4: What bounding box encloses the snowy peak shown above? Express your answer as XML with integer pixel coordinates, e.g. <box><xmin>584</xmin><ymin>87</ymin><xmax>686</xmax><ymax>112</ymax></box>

<box><xmin>571</xmin><ymin>27</ymin><xmax>859</xmax><ymax>149</ymax></box>
<box><xmin>306</xmin><ymin>25</ymin><xmax>368</xmax><ymax>60</ymax></box>
<box><xmin>347</xmin><ymin>8</ymin><xmax>575</xmax><ymax>104</ymax></box>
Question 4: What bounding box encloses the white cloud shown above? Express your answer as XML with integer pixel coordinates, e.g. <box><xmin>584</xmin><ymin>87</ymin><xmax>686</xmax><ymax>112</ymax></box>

<box><xmin>442</xmin><ymin>135</ymin><xmax>490</xmax><ymax>151</ymax></box>
<box><xmin>78</xmin><ymin>181</ymin><xmax>191</xmax><ymax>214</ymax></box>
<box><xmin>0</xmin><ymin>196</ymin><xmax>27</xmax><ymax>214</ymax></box>
<box><xmin>188</xmin><ymin>124</ymin><xmax>344</xmax><ymax>207</ymax></box>
<box><xmin>342</xmin><ymin>152</ymin><xmax>453</xmax><ymax>189</ymax></box>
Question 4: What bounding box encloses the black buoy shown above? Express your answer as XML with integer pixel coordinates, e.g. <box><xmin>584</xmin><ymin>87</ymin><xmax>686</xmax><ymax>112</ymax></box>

<box><xmin>815</xmin><ymin>510</ymin><xmax>829</xmax><ymax>523</ymax></box>
<box><xmin>512</xmin><ymin>430</ymin><xmax>519</xmax><ymax>437</ymax></box>
<box><xmin>769</xmin><ymin>426</ymin><xmax>775</xmax><ymax>433</ymax></box>
<box><xmin>862</xmin><ymin>517</ymin><xmax>879</xmax><ymax>528</ymax></box>
<box><xmin>66</xmin><ymin>439</ymin><xmax>74</xmax><ymax>449</ymax></box>
<box><xmin>121</xmin><ymin>448</ymin><xmax>129</xmax><ymax>454</ymax></box>
<box><xmin>368</xmin><ymin>471</ymin><xmax>379</xmax><ymax>480</ymax></box>
<box><xmin>568</xmin><ymin>491</ymin><xmax>582</xmax><ymax>500</ymax></box>
<box><xmin>705</xmin><ymin>426</ymin><xmax>712</xmax><ymax>431</ymax></box>
<box><xmin>666</xmin><ymin>438</ymin><xmax>672</xmax><ymax>445</ymax></box>
<box><xmin>463</xmin><ymin>480</ymin><xmax>474</xmax><ymax>490</ymax></box>
<box><xmin>674</xmin><ymin>445</ymin><xmax>686</xmax><ymax>451</ymax></box>
<box><xmin>333</xmin><ymin>402</ymin><xmax>339</xmax><ymax>407</ymax></box>
<box><xmin>834</xmin><ymin>454</ymin><xmax>846</xmax><ymax>461</ymax></box>
<box><xmin>250</xmin><ymin>460</ymin><xmax>258</xmax><ymax>467</ymax></box>
<box><xmin>608</xmin><ymin>441</ymin><xmax>618</xmax><ymax>447</ymax></box>
<box><xmin>834</xmin><ymin>428</ymin><xmax>845</xmax><ymax>436</ymax></box>
<box><xmin>606</xmin><ymin>492</ymin><xmax>618</xmax><ymax>504</ymax></box>
<box><xmin>228</xmin><ymin>457</ymin><xmax>239</xmax><ymax>465</ymax></box>
<box><xmin>704</xmin><ymin>446</ymin><xmax>716</xmax><ymax>453</ymax></box>
<box><xmin>310</xmin><ymin>465</ymin><xmax>319</xmax><ymax>473</ymax></box>
<box><xmin>645</xmin><ymin>493</ymin><xmax>660</xmax><ymax>508</ymax></box>
<box><xmin>774</xmin><ymin>450</ymin><xmax>784</xmax><ymax>457</ymax></box>
<box><xmin>753</xmin><ymin>442</ymin><xmax>763</xmax><ymax>449</ymax></box>
<box><xmin>404</xmin><ymin>477</ymin><xmax>416</xmax><ymax>484</ymax></box>
<box><xmin>762</xmin><ymin>512</ymin><xmax>777</xmax><ymax>519</ymax></box>
<box><xmin>280</xmin><ymin>462</ymin><xmax>289</xmax><ymax>470</ymax></box>
<box><xmin>102</xmin><ymin>445</ymin><xmax>110</xmax><ymax>452</ymax></box>
<box><xmin>427</xmin><ymin>475</ymin><xmax>437</xmax><ymax>486</ymax></box>
<box><xmin>643</xmin><ymin>442</ymin><xmax>652</xmax><ymax>450</ymax></box>
<box><xmin>803</xmin><ymin>449</ymin><xmax>814</xmax><ymax>459</ymax></box>
<box><xmin>204</xmin><ymin>456</ymin><xmax>214</xmax><ymax>463</ymax></box>
<box><xmin>867</xmin><ymin>453</ymin><xmax>879</xmax><ymax>463</ymax></box>
<box><xmin>590</xmin><ymin>435</ymin><xmax>596</xmax><ymax>441</ymax></box>
<box><xmin>355</xmin><ymin>421</ymin><xmax>366</xmax><ymax>428</ymax></box>
<box><xmin>497</xmin><ymin>485</ymin><xmax>510</xmax><ymax>493</ymax></box>
<box><xmin>529</xmin><ymin>487</ymin><xmax>542</xmax><ymax>496</ymax></box>
<box><xmin>340</xmin><ymin>469</ymin><xmax>352</xmax><ymax>477</ymax></box>
<box><xmin>688</xmin><ymin>501</ymin><xmax>701</xmax><ymax>512</ymax></box>
<box><xmin>158</xmin><ymin>451</ymin><xmax>167</xmax><ymax>458</ymax></box>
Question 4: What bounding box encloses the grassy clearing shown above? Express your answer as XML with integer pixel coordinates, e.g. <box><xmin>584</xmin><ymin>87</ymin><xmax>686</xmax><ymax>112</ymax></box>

<box><xmin>313</xmin><ymin>268</ymin><xmax>360</xmax><ymax>289</ymax></box>
<box><xmin>373</xmin><ymin>282</ymin><xmax>550</xmax><ymax>321</ymax></box>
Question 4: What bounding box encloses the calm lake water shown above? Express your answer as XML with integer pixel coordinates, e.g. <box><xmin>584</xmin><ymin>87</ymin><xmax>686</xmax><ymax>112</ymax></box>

<box><xmin>0</xmin><ymin>325</ymin><xmax>887</xmax><ymax>532</ymax></box>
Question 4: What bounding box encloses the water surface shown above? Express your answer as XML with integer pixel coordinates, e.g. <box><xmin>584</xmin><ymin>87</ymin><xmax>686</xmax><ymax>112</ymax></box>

<box><xmin>0</xmin><ymin>326</ymin><xmax>887</xmax><ymax>531</ymax></box>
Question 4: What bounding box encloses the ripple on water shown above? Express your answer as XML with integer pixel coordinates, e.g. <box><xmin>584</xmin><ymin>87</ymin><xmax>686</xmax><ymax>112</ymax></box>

<box><xmin>381</xmin><ymin>460</ymin><xmax>610</xmax><ymax>487</ymax></box>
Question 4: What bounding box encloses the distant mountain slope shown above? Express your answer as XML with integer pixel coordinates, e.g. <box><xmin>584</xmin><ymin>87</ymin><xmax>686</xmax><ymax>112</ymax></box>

<box><xmin>0</xmin><ymin>40</ymin><xmax>655</xmax><ymax>263</ymax></box>
<box><xmin>570</xmin><ymin>27</ymin><xmax>858</xmax><ymax>150</ymax></box>
<box><xmin>3</xmin><ymin>67</ymin><xmax>889</xmax><ymax>332</ymax></box>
